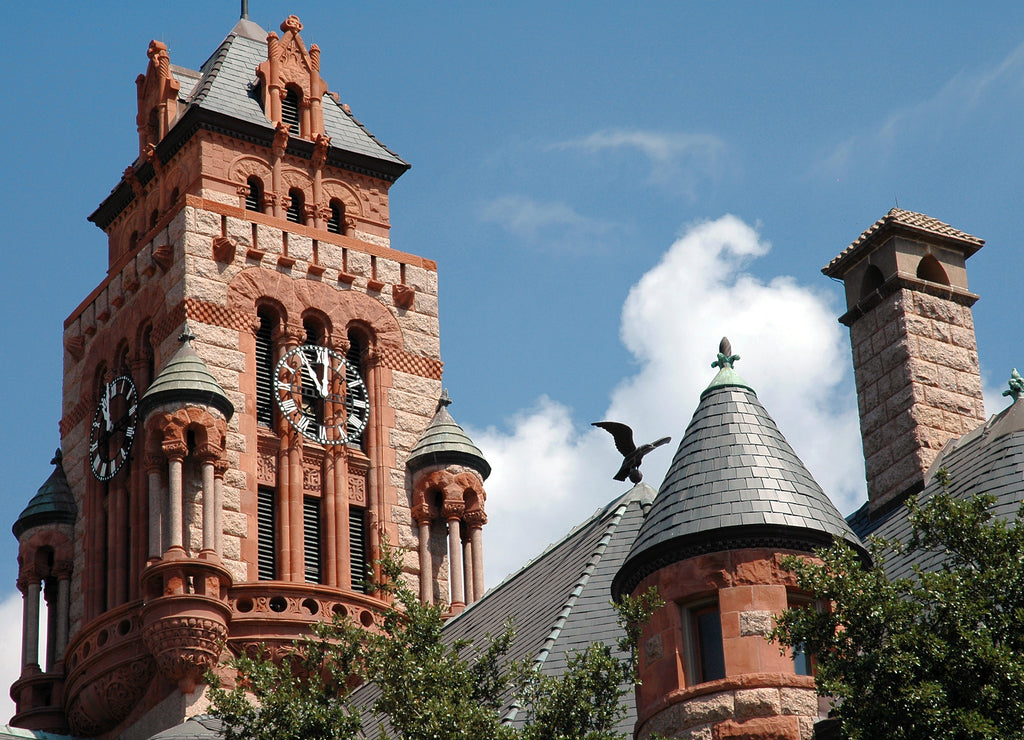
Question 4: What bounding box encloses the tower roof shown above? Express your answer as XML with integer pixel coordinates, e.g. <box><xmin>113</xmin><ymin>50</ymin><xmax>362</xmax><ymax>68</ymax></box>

<box><xmin>613</xmin><ymin>344</ymin><xmax>866</xmax><ymax>597</ymax></box>
<box><xmin>406</xmin><ymin>392</ymin><xmax>490</xmax><ymax>479</ymax></box>
<box><xmin>13</xmin><ymin>450</ymin><xmax>77</xmax><ymax>539</ymax></box>
<box><xmin>140</xmin><ymin>333</ymin><xmax>234</xmax><ymax>420</ymax></box>
<box><xmin>822</xmin><ymin>207</ymin><xmax>984</xmax><ymax>279</ymax></box>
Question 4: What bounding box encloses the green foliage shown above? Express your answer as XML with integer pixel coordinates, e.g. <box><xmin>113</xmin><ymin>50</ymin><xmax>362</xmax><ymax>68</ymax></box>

<box><xmin>773</xmin><ymin>471</ymin><xmax>1024</xmax><ymax>740</ymax></box>
<box><xmin>209</xmin><ymin>549</ymin><xmax>662</xmax><ymax>740</ymax></box>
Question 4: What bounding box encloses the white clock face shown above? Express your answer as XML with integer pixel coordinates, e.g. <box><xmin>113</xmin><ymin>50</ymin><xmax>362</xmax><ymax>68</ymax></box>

<box><xmin>89</xmin><ymin>375</ymin><xmax>139</xmax><ymax>481</ymax></box>
<box><xmin>274</xmin><ymin>344</ymin><xmax>369</xmax><ymax>445</ymax></box>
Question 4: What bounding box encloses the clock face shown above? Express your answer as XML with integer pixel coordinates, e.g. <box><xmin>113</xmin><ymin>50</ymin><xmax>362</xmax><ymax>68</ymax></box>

<box><xmin>274</xmin><ymin>344</ymin><xmax>369</xmax><ymax>445</ymax></box>
<box><xmin>89</xmin><ymin>374</ymin><xmax>139</xmax><ymax>481</ymax></box>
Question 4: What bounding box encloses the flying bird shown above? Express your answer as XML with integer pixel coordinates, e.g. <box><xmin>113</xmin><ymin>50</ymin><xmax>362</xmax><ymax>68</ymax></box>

<box><xmin>592</xmin><ymin>421</ymin><xmax>671</xmax><ymax>483</ymax></box>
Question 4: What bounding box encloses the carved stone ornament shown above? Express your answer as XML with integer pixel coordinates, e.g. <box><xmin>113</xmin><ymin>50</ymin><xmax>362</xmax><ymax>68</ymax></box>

<box><xmin>393</xmin><ymin>284</ymin><xmax>415</xmax><ymax>309</ymax></box>
<box><xmin>143</xmin><ymin>615</ymin><xmax>228</xmax><ymax>692</ymax></box>
<box><xmin>257</xmin><ymin>451</ymin><xmax>276</xmax><ymax>484</ymax></box>
<box><xmin>66</xmin><ymin>656</ymin><xmax>156</xmax><ymax>737</ymax></box>
<box><xmin>213</xmin><ymin>235</ymin><xmax>239</xmax><ymax>263</ymax></box>
<box><xmin>442</xmin><ymin>501</ymin><xmax>465</xmax><ymax>520</ymax></box>
<box><xmin>64</xmin><ymin>334</ymin><xmax>86</xmax><ymax>361</ymax></box>
<box><xmin>348</xmin><ymin>473</ymin><xmax>366</xmax><ymax>505</ymax></box>
<box><xmin>152</xmin><ymin>244</ymin><xmax>173</xmax><ymax>273</ymax></box>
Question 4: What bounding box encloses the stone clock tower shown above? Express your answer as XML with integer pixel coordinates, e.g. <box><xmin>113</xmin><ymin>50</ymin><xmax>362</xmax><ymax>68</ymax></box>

<box><xmin>10</xmin><ymin>13</ymin><xmax>489</xmax><ymax>739</ymax></box>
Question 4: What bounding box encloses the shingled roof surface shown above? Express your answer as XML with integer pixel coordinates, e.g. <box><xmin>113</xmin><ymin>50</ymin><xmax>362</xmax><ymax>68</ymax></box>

<box><xmin>822</xmin><ymin>207</ymin><xmax>984</xmax><ymax>277</ymax></box>
<box><xmin>850</xmin><ymin>399</ymin><xmax>1024</xmax><ymax>580</ymax></box>
<box><xmin>358</xmin><ymin>484</ymin><xmax>655</xmax><ymax>738</ymax></box>
<box><xmin>178</xmin><ymin>19</ymin><xmax>407</xmax><ymax>168</ymax></box>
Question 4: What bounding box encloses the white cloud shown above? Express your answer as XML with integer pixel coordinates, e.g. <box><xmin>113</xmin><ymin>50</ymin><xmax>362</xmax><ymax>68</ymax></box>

<box><xmin>473</xmin><ymin>215</ymin><xmax>866</xmax><ymax>588</ymax></box>
<box><xmin>820</xmin><ymin>40</ymin><xmax>1024</xmax><ymax>175</ymax></box>
<box><xmin>552</xmin><ymin>128</ymin><xmax>726</xmax><ymax>190</ymax></box>
<box><xmin>479</xmin><ymin>195</ymin><xmax>614</xmax><ymax>246</ymax></box>
<box><xmin>0</xmin><ymin>590</ymin><xmax>23</xmax><ymax>724</ymax></box>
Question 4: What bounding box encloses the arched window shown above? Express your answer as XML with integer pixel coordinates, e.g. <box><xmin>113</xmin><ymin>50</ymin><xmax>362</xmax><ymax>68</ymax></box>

<box><xmin>859</xmin><ymin>265</ymin><xmax>884</xmax><ymax>299</ymax></box>
<box><xmin>287</xmin><ymin>188</ymin><xmax>305</xmax><ymax>224</ymax></box>
<box><xmin>327</xmin><ymin>200</ymin><xmax>345</xmax><ymax>235</ymax></box>
<box><xmin>346</xmin><ymin>330</ymin><xmax>368</xmax><ymax>451</ymax></box>
<box><xmin>282</xmin><ymin>88</ymin><xmax>301</xmax><ymax>136</ymax></box>
<box><xmin>246</xmin><ymin>177</ymin><xmax>263</xmax><ymax>212</ymax></box>
<box><xmin>917</xmin><ymin>254</ymin><xmax>950</xmax><ymax>285</ymax></box>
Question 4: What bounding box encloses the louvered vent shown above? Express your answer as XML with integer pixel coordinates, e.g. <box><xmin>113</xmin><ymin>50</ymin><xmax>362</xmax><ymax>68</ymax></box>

<box><xmin>304</xmin><ymin>496</ymin><xmax>322</xmax><ymax>584</ymax></box>
<box><xmin>327</xmin><ymin>202</ymin><xmax>344</xmax><ymax>234</ymax></box>
<box><xmin>282</xmin><ymin>89</ymin><xmax>300</xmax><ymax>136</ymax></box>
<box><xmin>350</xmin><ymin>507</ymin><xmax>367</xmax><ymax>593</ymax></box>
<box><xmin>287</xmin><ymin>188</ymin><xmax>303</xmax><ymax>224</ymax></box>
<box><xmin>246</xmin><ymin>177</ymin><xmax>261</xmax><ymax>212</ymax></box>
<box><xmin>257</xmin><ymin>487</ymin><xmax>276</xmax><ymax>580</ymax></box>
<box><xmin>346</xmin><ymin>337</ymin><xmax>366</xmax><ymax>450</ymax></box>
<box><xmin>256</xmin><ymin>315</ymin><xmax>274</xmax><ymax>427</ymax></box>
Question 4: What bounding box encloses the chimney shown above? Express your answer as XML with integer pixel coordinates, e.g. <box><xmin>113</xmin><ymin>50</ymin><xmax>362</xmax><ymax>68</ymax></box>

<box><xmin>823</xmin><ymin>209</ymin><xmax>985</xmax><ymax>514</ymax></box>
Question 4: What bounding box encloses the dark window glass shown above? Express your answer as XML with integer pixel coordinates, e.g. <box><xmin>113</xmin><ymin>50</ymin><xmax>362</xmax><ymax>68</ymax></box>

<box><xmin>287</xmin><ymin>188</ymin><xmax>304</xmax><ymax>224</ymax></box>
<box><xmin>257</xmin><ymin>486</ymin><xmax>276</xmax><ymax>581</ymax></box>
<box><xmin>246</xmin><ymin>178</ymin><xmax>262</xmax><ymax>212</ymax></box>
<box><xmin>256</xmin><ymin>312</ymin><xmax>274</xmax><ymax>428</ymax></box>
<box><xmin>327</xmin><ymin>201</ymin><xmax>344</xmax><ymax>234</ymax></box>
<box><xmin>346</xmin><ymin>333</ymin><xmax>366</xmax><ymax>450</ymax></box>
<box><xmin>693</xmin><ymin>606</ymin><xmax>725</xmax><ymax>682</ymax></box>
<box><xmin>793</xmin><ymin>643</ymin><xmax>812</xmax><ymax>676</ymax></box>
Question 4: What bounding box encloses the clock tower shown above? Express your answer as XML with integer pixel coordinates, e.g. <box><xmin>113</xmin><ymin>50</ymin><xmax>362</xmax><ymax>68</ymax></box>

<box><xmin>11</xmin><ymin>13</ymin><xmax>489</xmax><ymax>738</ymax></box>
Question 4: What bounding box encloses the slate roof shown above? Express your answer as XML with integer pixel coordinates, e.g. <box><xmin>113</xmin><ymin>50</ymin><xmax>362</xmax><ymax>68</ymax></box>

<box><xmin>358</xmin><ymin>484</ymin><xmax>655</xmax><ymax>738</ymax></box>
<box><xmin>139</xmin><ymin>337</ymin><xmax>233</xmax><ymax>420</ymax></box>
<box><xmin>406</xmin><ymin>395</ymin><xmax>490</xmax><ymax>479</ymax></box>
<box><xmin>13</xmin><ymin>450</ymin><xmax>77</xmax><ymax>538</ymax></box>
<box><xmin>614</xmin><ymin>367</ymin><xmax>865</xmax><ymax>597</ymax></box>
<box><xmin>850</xmin><ymin>398</ymin><xmax>1024</xmax><ymax>580</ymax></box>
<box><xmin>179</xmin><ymin>18</ymin><xmax>407</xmax><ymax>169</ymax></box>
<box><xmin>146</xmin><ymin>715</ymin><xmax>222</xmax><ymax>740</ymax></box>
<box><xmin>822</xmin><ymin>207</ymin><xmax>984</xmax><ymax>278</ymax></box>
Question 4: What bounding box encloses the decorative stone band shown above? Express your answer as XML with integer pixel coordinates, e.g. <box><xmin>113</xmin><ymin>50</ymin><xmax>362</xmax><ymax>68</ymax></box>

<box><xmin>611</xmin><ymin>524</ymin><xmax>871</xmax><ymax>600</ymax></box>
<box><xmin>838</xmin><ymin>272</ymin><xmax>978</xmax><ymax>327</ymax></box>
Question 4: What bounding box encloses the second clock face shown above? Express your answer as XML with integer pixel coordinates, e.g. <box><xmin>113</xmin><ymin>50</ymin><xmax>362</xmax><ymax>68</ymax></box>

<box><xmin>89</xmin><ymin>374</ymin><xmax>139</xmax><ymax>481</ymax></box>
<box><xmin>274</xmin><ymin>344</ymin><xmax>369</xmax><ymax>445</ymax></box>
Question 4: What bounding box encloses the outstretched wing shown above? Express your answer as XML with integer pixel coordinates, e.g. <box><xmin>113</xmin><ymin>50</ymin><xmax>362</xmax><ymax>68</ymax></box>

<box><xmin>592</xmin><ymin>421</ymin><xmax>637</xmax><ymax>456</ymax></box>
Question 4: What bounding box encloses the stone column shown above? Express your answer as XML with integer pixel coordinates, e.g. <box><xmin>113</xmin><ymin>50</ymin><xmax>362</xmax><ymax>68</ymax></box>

<box><xmin>53</xmin><ymin>560</ymin><xmax>73</xmax><ymax>664</ymax></box>
<box><xmin>462</xmin><ymin>532</ymin><xmax>474</xmax><ymax>604</ymax></box>
<box><xmin>413</xmin><ymin>503</ymin><xmax>433</xmax><ymax>604</ymax></box>
<box><xmin>444</xmin><ymin>502</ymin><xmax>466</xmax><ymax>608</ymax></box>
<box><xmin>19</xmin><ymin>569</ymin><xmax>41</xmax><ymax>669</ymax></box>
<box><xmin>197</xmin><ymin>446</ymin><xmax>218</xmax><ymax>556</ymax></box>
<box><xmin>163</xmin><ymin>441</ymin><xmax>188</xmax><ymax>555</ymax></box>
<box><xmin>146</xmin><ymin>452</ymin><xmax>164</xmax><ymax>561</ymax></box>
<box><xmin>214</xmin><ymin>459</ymin><xmax>228</xmax><ymax>557</ymax></box>
<box><xmin>465</xmin><ymin>510</ymin><xmax>487</xmax><ymax>604</ymax></box>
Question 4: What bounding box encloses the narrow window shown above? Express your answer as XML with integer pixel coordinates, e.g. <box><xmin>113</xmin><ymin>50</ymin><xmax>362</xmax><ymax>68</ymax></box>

<box><xmin>346</xmin><ymin>332</ymin><xmax>367</xmax><ymax>450</ymax></box>
<box><xmin>789</xmin><ymin>596</ymin><xmax>815</xmax><ymax>676</ymax></box>
<box><xmin>304</xmin><ymin>496</ymin><xmax>322</xmax><ymax>584</ymax></box>
<box><xmin>246</xmin><ymin>177</ymin><xmax>263</xmax><ymax>212</ymax></box>
<box><xmin>859</xmin><ymin>264</ymin><xmax>884</xmax><ymax>299</ymax></box>
<box><xmin>690</xmin><ymin>604</ymin><xmax>725</xmax><ymax>683</ymax></box>
<box><xmin>257</xmin><ymin>486</ymin><xmax>276</xmax><ymax>580</ymax></box>
<box><xmin>327</xmin><ymin>200</ymin><xmax>345</xmax><ymax>235</ymax></box>
<box><xmin>287</xmin><ymin>188</ymin><xmax>304</xmax><ymax>224</ymax></box>
<box><xmin>917</xmin><ymin>254</ymin><xmax>950</xmax><ymax>285</ymax></box>
<box><xmin>282</xmin><ymin>88</ymin><xmax>301</xmax><ymax>136</ymax></box>
<box><xmin>255</xmin><ymin>311</ymin><xmax>274</xmax><ymax>428</ymax></box>
<box><xmin>350</xmin><ymin>506</ymin><xmax>367</xmax><ymax>592</ymax></box>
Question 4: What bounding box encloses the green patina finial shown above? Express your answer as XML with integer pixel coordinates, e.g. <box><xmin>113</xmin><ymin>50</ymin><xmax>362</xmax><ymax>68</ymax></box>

<box><xmin>1003</xmin><ymin>369</ymin><xmax>1024</xmax><ymax>403</ymax></box>
<box><xmin>712</xmin><ymin>337</ymin><xmax>740</xmax><ymax>370</ymax></box>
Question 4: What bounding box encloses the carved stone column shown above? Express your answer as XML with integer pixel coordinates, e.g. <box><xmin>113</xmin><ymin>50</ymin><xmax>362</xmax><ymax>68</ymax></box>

<box><xmin>413</xmin><ymin>502</ymin><xmax>433</xmax><ymax>604</ymax></box>
<box><xmin>444</xmin><ymin>501</ymin><xmax>466</xmax><ymax>608</ymax></box>
<box><xmin>146</xmin><ymin>451</ymin><xmax>164</xmax><ymax>561</ymax></box>
<box><xmin>465</xmin><ymin>510</ymin><xmax>487</xmax><ymax>604</ymax></box>
<box><xmin>18</xmin><ymin>569</ymin><xmax>41</xmax><ymax>669</ymax></box>
<box><xmin>163</xmin><ymin>440</ymin><xmax>188</xmax><ymax>556</ymax></box>
<box><xmin>214</xmin><ymin>458</ymin><xmax>228</xmax><ymax>557</ymax></box>
<box><xmin>196</xmin><ymin>444</ymin><xmax>219</xmax><ymax>557</ymax></box>
<box><xmin>52</xmin><ymin>560</ymin><xmax>73</xmax><ymax>663</ymax></box>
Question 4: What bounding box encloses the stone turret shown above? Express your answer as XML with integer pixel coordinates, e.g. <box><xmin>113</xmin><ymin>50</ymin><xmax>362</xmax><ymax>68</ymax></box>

<box><xmin>822</xmin><ymin>209</ymin><xmax>986</xmax><ymax>514</ymax></box>
<box><xmin>613</xmin><ymin>340</ymin><xmax>866</xmax><ymax>740</ymax></box>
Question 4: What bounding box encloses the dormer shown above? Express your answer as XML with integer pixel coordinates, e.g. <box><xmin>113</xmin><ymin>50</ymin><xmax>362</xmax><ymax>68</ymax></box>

<box><xmin>255</xmin><ymin>16</ymin><xmax>328</xmax><ymax>141</ymax></box>
<box><xmin>135</xmin><ymin>41</ymin><xmax>181</xmax><ymax>157</ymax></box>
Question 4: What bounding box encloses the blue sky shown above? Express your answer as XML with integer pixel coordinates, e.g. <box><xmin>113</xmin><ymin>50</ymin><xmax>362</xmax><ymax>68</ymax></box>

<box><xmin>2</xmin><ymin>0</ymin><xmax>1024</xmax><ymax>718</ymax></box>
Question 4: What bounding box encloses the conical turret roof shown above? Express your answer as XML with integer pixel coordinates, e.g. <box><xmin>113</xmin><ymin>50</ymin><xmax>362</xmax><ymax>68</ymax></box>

<box><xmin>14</xmin><ymin>450</ymin><xmax>77</xmax><ymax>539</ymax></box>
<box><xmin>407</xmin><ymin>391</ymin><xmax>490</xmax><ymax>479</ymax></box>
<box><xmin>140</xmin><ymin>331</ymin><xmax>234</xmax><ymax>420</ymax></box>
<box><xmin>613</xmin><ymin>339</ymin><xmax>866</xmax><ymax>597</ymax></box>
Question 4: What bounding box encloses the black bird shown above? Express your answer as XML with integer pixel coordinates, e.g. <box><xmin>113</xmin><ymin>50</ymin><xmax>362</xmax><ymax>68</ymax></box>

<box><xmin>592</xmin><ymin>421</ymin><xmax>671</xmax><ymax>483</ymax></box>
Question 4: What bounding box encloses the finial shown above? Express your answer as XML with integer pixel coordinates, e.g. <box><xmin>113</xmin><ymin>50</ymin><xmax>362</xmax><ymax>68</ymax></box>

<box><xmin>51</xmin><ymin>448</ymin><xmax>63</xmax><ymax>466</ymax></box>
<box><xmin>438</xmin><ymin>389</ymin><xmax>452</xmax><ymax>411</ymax></box>
<box><xmin>241</xmin><ymin>0</ymin><xmax>249</xmax><ymax>20</ymax></box>
<box><xmin>178</xmin><ymin>324</ymin><xmax>196</xmax><ymax>345</ymax></box>
<box><xmin>712</xmin><ymin>337</ymin><xmax>740</xmax><ymax>370</ymax></box>
<box><xmin>1003</xmin><ymin>369</ymin><xmax>1024</xmax><ymax>403</ymax></box>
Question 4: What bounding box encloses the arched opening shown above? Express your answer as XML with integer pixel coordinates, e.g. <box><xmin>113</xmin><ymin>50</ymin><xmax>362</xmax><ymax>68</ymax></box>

<box><xmin>255</xmin><ymin>308</ymin><xmax>277</xmax><ymax>428</ymax></box>
<box><xmin>245</xmin><ymin>177</ymin><xmax>263</xmax><ymax>212</ymax></box>
<box><xmin>859</xmin><ymin>264</ymin><xmax>884</xmax><ymax>299</ymax></box>
<box><xmin>281</xmin><ymin>87</ymin><xmax>301</xmax><ymax>136</ymax></box>
<box><xmin>916</xmin><ymin>254</ymin><xmax>950</xmax><ymax>285</ymax></box>
<box><xmin>327</xmin><ymin>200</ymin><xmax>345</xmax><ymax>235</ymax></box>
<box><xmin>287</xmin><ymin>188</ymin><xmax>305</xmax><ymax>224</ymax></box>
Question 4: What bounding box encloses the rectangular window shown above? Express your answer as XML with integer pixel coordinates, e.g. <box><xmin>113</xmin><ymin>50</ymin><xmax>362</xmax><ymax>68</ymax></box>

<box><xmin>255</xmin><ymin>315</ymin><xmax>274</xmax><ymax>428</ymax></box>
<box><xmin>788</xmin><ymin>596</ymin><xmax>816</xmax><ymax>676</ymax></box>
<box><xmin>303</xmin><ymin>496</ymin><xmax>322</xmax><ymax>584</ymax></box>
<box><xmin>350</xmin><ymin>507</ymin><xmax>367</xmax><ymax>593</ymax></box>
<box><xmin>687</xmin><ymin>603</ymin><xmax>726</xmax><ymax>683</ymax></box>
<box><xmin>257</xmin><ymin>486</ymin><xmax>276</xmax><ymax>580</ymax></box>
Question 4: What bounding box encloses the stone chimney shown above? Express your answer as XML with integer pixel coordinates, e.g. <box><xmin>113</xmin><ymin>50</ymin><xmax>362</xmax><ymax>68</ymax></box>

<box><xmin>823</xmin><ymin>209</ymin><xmax>986</xmax><ymax>514</ymax></box>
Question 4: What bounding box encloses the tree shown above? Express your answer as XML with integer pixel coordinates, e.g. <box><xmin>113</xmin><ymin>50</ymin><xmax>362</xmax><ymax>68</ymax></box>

<box><xmin>209</xmin><ymin>546</ymin><xmax>662</xmax><ymax>740</ymax></box>
<box><xmin>773</xmin><ymin>471</ymin><xmax>1024</xmax><ymax>740</ymax></box>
